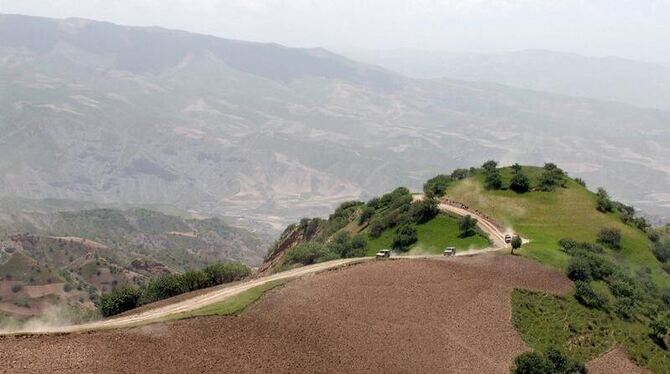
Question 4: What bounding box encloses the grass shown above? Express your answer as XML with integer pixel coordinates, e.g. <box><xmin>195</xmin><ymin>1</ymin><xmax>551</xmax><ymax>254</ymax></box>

<box><xmin>446</xmin><ymin>167</ymin><xmax>668</xmax><ymax>288</ymax></box>
<box><xmin>365</xmin><ymin>214</ymin><xmax>490</xmax><ymax>256</ymax></box>
<box><xmin>512</xmin><ymin>289</ymin><xmax>670</xmax><ymax>372</ymax></box>
<box><xmin>164</xmin><ymin>279</ymin><xmax>291</xmax><ymax>322</ymax></box>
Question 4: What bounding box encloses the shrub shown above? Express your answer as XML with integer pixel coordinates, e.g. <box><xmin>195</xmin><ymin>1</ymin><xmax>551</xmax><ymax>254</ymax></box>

<box><xmin>409</xmin><ymin>198</ymin><xmax>439</xmax><ymax>223</ymax></box>
<box><xmin>141</xmin><ymin>275</ymin><xmax>187</xmax><ymax>304</ymax></box>
<box><xmin>512</xmin><ymin>348</ymin><xmax>586</xmax><ymax>374</ymax></box>
<box><xmin>538</xmin><ymin>163</ymin><xmax>565</xmax><ymax>191</ymax></box>
<box><xmin>450</xmin><ymin>168</ymin><xmax>469</xmax><ymax>180</ymax></box>
<box><xmin>283</xmin><ymin>243</ymin><xmax>337</xmax><ymax>266</ymax></box>
<box><xmin>567</xmin><ymin>257</ymin><xmax>591</xmax><ymax>281</ymax></box>
<box><xmin>368</xmin><ymin>218</ymin><xmax>386</xmax><ymax>238</ymax></box>
<box><xmin>482</xmin><ymin>160</ymin><xmax>498</xmax><ymax>172</ymax></box>
<box><xmin>423</xmin><ymin>174</ymin><xmax>452</xmax><ymax>197</ymax></box>
<box><xmin>11</xmin><ymin>284</ymin><xmax>22</xmax><ymax>293</ymax></box>
<box><xmin>180</xmin><ymin>270</ymin><xmax>210</xmax><ymax>291</ymax></box>
<box><xmin>458</xmin><ymin>215</ymin><xmax>478</xmax><ymax>237</ymax></box>
<box><xmin>597</xmin><ymin>227</ymin><xmax>621</xmax><ymax>249</ymax></box>
<box><xmin>574</xmin><ymin>177</ymin><xmax>586</xmax><ymax>187</ymax></box>
<box><xmin>203</xmin><ymin>262</ymin><xmax>251</xmax><ymax>285</ymax></box>
<box><xmin>511</xmin><ymin>235</ymin><xmax>522</xmax><ymax>253</ymax></box>
<box><xmin>650</xmin><ymin>317</ymin><xmax>669</xmax><ymax>348</ymax></box>
<box><xmin>596</xmin><ymin>187</ymin><xmax>614</xmax><ymax>213</ymax></box>
<box><xmin>652</xmin><ymin>241</ymin><xmax>670</xmax><ymax>263</ymax></box>
<box><xmin>392</xmin><ymin>224</ymin><xmax>418</xmax><ymax>251</ymax></box>
<box><xmin>99</xmin><ymin>286</ymin><xmax>141</xmax><ymax>317</ymax></box>
<box><xmin>358</xmin><ymin>206</ymin><xmax>375</xmax><ymax>224</ymax></box>
<box><xmin>574</xmin><ymin>281</ymin><xmax>608</xmax><ymax>309</ymax></box>
<box><xmin>510</xmin><ymin>172</ymin><xmax>530</xmax><ymax>193</ymax></box>
<box><xmin>484</xmin><ymin>170</ymin><xmax>502</xmax><ymax>190</ymax></box>
<box><xmin>558</xmin><ymin>238</ymin><xmax>577</xmax><ymax>253</ymax></box>
<box><xmin>346</xmin><ymin>234</ymin><xmax>368</xmax><ymax>258</ymax></box>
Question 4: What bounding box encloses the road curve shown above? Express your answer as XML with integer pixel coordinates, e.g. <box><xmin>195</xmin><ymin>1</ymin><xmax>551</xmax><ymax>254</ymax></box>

<box><xmin>6</xmin><ymin>195</ymin><xmax>511</xmax><ymax>335</ymax></box>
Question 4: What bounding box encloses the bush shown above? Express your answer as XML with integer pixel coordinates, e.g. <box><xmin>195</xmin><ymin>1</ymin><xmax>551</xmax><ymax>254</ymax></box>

<box><xmin>368</xmin><ymin>218</ymin><xmax>386</xmax><ymax>238</ymax></box>
<box><xmin>10</xmin><ymin>284</ymin><xmax>22</xmax><ymax>293</ymax></box>
<box><xmin>450</xmin><ymin>168</ymin><xmax>469</xmax><ymax>180</ymax></box>
<box><xmin>510</xmin><ymin>172</ymin><xmax>530</xmax><ymax>193</ymax></box>
<box><xmin>203</xmin><ymin>262</ymin><xmax>252</xmax><ymax>285</ymax></box>
<box><xmin>423</xmin><ymin>174</ymin><xmax>452</xmax><ymax>197</ymax></box>
<box><xmin>512</xmin><ymin>348</ymin><xmax>586</xmax><ymax>374</ymax></box>
<box><xmin>180</xmin><ymin>270</ymin><xmax>210</xmax><ymax>291</ymax></box>
<box><xmin>458</xmin><ymin>215</ymin><xmax>478</xmax><ymax>237</ymax></box>
<box><xmin>99</xmin><ymin>286</ymin><xmax>141</xmax><ymax>317</ymax></box>
<box><xmin>141</xmin><ymin>275</ymin><xmax>188</xmax><ymax>304</ymax></box>
<box><xmin>409</xmin><ymin>198</ymin><xmax>439</xmax><ymax>223</ymax></box>
<box><xmin>597</xmin><ymin>227</ymin><xmax>621</xmax><ymax>249</ymax></box>
<box><xmin>485</xmin><ymin>170</ymin><xmax>502</xmax><ymax>190</ymax></box>
<box><xmin>358</xmin><ymin>206</ymin><xmax>375</xmax><ymax>224</ymax></box>
<box><xmin>392</xmin><ymin>224</ymin><xmax>418</xmax><ymax>251</ymax></box>
<box><xmin>511</xmin><ymin>235</ymin><xmax>522</xmax><ymax>253</ymax></box>
<box><xmin>574</xmin><ymin>177</ymin><xmax>586</xmax><ymax>187</ymax></box>
<box><xmin>538</xmin><ymin>163</ymin><xmax>565</xmax><ymax>191</ymax></box>
<box><xmin>284</xmin><ymin>243</ymin><xmax>338</xmax><ymax>266</ymax></box>
<box><xmin>596</xmin><ymin>187</ymin><xmax>614</xmax><ymax>213</ymax></box>
<box><xmin>650</xmin><ymin>317</ymin><xmax>669</xmax><ymax>348</ymax></box>
<box><xmin>574</xmin><ymin>281</ymin><xmax>608</xmax><ymax>309</ymax></box>
<box><xmin>652</xmin><ymin>241</ymin><xmax>670</xmax><ymax>263</ymax></box>
<box><xmin>558</xmin><ymin>238</ymin><xmax>577</xmax><ymax>253</ymax></box>
<box><xmin>567</xmin><ymin>257</ymin><xmax>592</xmax><ymax>281</ymax></box>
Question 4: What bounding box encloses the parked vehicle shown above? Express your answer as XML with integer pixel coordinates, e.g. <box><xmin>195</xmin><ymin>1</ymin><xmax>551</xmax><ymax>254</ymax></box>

<box><xmin>443</xmin><ymin>247</ymin><xmax>456</xmax><ymax>256</ymax></box>
<box><xmin>376</xmin><ymin>249</ymin><xmax>391</xmax><ymax>259</ymax></box>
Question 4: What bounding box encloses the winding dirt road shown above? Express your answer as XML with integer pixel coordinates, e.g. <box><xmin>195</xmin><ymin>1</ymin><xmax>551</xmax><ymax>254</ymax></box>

<box><xmin>5</xmin><ymin>194</ymin><xmax>512</xmax><ymax>335</ymax></box>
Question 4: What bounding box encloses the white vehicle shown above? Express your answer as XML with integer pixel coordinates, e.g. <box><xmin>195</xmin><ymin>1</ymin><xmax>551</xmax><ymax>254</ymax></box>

<box><xmin>443</xmin><ymin>247</ymin><xmax>456</xmax><ymax>256</ymax></box>
<box><xmin>375</xmin><ymin>249</ymin><xmax>391</xmax><ymax>259</ymax></box>
<box><xmin>504</xmin><ymin>234</ymin><xmax>512</xmax><ymax>244</ymax></box>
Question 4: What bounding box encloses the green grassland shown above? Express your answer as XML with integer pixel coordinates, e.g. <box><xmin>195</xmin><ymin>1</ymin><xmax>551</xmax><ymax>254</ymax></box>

<box><xmin>446</xmin><ymin>166</ymin><xmax>667</xmax><ymax>288</ymax></box>
<box><xmin>513</xmin><ymin>289</ymin><xmax>669</xmax><ymax>371</ymax></box>
<box><xmin>165</xmin><ymin>279</ymin><xmax>291</xmax><ymax>322</ymax></box>
<box><xmin>365</xmin><ymin>215</ymin><xmax>490</xmax><ymax>255</ymax></box>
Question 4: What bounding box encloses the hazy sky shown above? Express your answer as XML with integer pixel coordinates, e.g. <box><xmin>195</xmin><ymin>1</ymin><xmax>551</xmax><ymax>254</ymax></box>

<box><xmin>2</xmin><ymin>0</ymin><xmax>669</xmax><ymax>63</ymax></box>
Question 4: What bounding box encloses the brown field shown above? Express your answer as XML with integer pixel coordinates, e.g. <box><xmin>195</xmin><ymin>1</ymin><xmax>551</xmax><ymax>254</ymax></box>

<box><xmin>0</xmin><ymin>254</ymin><xmax>572</xmax><ymax>373</ymax></box>
<box><xmin>587</xmin><ymin>347</ymin><xmax>650</xmax><ymax>374</ymax></box>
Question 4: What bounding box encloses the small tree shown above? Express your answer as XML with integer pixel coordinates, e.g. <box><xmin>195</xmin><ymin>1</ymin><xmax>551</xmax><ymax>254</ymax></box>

<box><xmin>458</xmin><ymin>215</ymin><xmax>478</xmax><ymax>237</ymax></box>
<box><xmin>511</xmin><ymin>235</ymin><xmax>522</xmax><ymax>254</ymax></box>
<box><xmin>597</xmin><ymin>227</ymin><xmax>621</xmax><ymax>249</ymax></box>
<box><xmin>410</xmin><ymin>198</ymin><xmax>439</xmax><ymax>223</ymax></box>
<box><xmin>510</xmin><ymin>172</ymin><xmax>530</xmax><ymax>193</ymax></box>
<box><xmin>596</xmin><ymin>187</ymin><xmax>614</xmax><ymax>213</ymax></box>
<box><xmin>423</xmin><ymin>174</ymin><xmax>452</xmax><ymax>198</ymax></box>
<box><xmin>392</xmin><ymin>224</ymin><xmax>418</xmax><ymax>251</ymax></box>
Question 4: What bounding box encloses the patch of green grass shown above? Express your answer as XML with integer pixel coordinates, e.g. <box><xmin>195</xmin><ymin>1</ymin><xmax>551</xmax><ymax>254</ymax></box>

<box><xmin>365</xmin><ymin>214</ymin><xmax>490</xmax><ymax>255</ymax></box>
<box><xmin>512</xmin><ymin>289</ymin><xmax>669</xmax><ymax>372</ymax></box>
<box><xmin>165</xmin><ymin>279</ymin><xmax>291</xmax><ymax>321</ymax></box>
<box><xmin>446</xmin><ymin>167</ymin><xmax>668</xmax><ymax>288</ymax></box>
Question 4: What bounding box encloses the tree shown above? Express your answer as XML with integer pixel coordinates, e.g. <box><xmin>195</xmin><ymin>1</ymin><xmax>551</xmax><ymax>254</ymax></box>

<box><xmin>513</xmin><ymin>352</ymin><xmax>549</xmax><ymax>374</ymax></box>
<box><xmin>392</xmin><ymin>224</ymin><xmax>418</xmax><ymax>251</ymax></box>
<box><xmin>510</xmin><ymin>172</ymin><xmax>530</xmax><ymax>193</ymax></box>
<box><xmin>423</xmin><ymin>174</ymin><xmax>452</xmax><ymax>198</ymax></box>
<box><xmin>596</xmin><ymin>187</ymin><xmax>614</xmax><ymax>213</ymax></box>
<box><xmin>98</xmin><ymin>286</ymin><xmax>141</xmax><ymax>317</ymax></box>
<box><xmin>358</xmin><ymin>206</ymin><xmax>375</xmax><ymax>224</ymax></box>
<box><xmin>597</xmin><ymin>227</ymin><xmax>621</xmax><ymax>249</ymax></box>
<box><xmin>458</xmin><ymin>215</ymin><xmax>478</xmax><ymax>237</ymax></box>
<box><xmin>567</xmin><ymin>257</ymin><xmax>591</xmax><ymax>281</ymax></box>
<box><xmin>410</xmin><ymin>198</ymin><xmax>439</xmax><ymax>223</ymax></box>
<box><xmin>511</xmin><ymin>163</ymin><xmax>522</xmax><ymax>173</ymax></box>
<box><xmin>538</xmin><ymin>163</ymin><xmax>565</xmax><ymax>191</ymax></box>
<box><xmin>284</xmin><ymin>243</ymin><xmax>338</xmax><ymax>266</ymax></box>
<box><xmin>511</xmin><ymin>235</ymin><xmax>522</xmax><ymax>254</ymax></box>
<box><xmin>482</xmin><ymin>160</ymin><xmax>498</xmax><ymax>172</ymax></box>
<box><xmin>485</xmin><ymin>170</ymin><xmax>502</xmax><ymax>190</ymax></box>
<box><xmin>574</xmin><ymin>281</ymin><xmax>608</xmax><ymax>309</ymax></box>
<box><xmin>450</xmin><ymin>168</ymin><xmax>469</xmax><ymax>180</ymax></box>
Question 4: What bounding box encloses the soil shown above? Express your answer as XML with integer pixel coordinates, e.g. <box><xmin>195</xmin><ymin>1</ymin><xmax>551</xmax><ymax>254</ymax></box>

<box><xmin>0</xmin><ymin>254</ymin><xmax>572</xmax><ymax>373</ymax></box>
<box><xmin>587</xmin><ymin>347</ymin><xmax>649</xmax><ymax>374</ymax></box>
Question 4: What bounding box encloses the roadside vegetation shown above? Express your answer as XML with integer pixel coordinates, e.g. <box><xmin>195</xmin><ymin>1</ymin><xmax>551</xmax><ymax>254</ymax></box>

<box><xmin>98</xmin><ymin>262</ymin><xmax>250</xmax><ymax>317</ymax></box>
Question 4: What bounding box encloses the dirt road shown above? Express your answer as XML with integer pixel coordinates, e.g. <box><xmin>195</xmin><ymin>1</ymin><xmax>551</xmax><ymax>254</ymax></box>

<box><xmin>0</xmin><ymin>255</ymin><xmax>572</xmax><ymax>373</ymax></box>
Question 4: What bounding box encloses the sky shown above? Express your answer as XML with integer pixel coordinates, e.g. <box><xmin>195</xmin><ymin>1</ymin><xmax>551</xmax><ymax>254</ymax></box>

<box><xmin>1</xmin><ymin>0</ymin><xmax>669</xmax><ymax>63</ymax></box>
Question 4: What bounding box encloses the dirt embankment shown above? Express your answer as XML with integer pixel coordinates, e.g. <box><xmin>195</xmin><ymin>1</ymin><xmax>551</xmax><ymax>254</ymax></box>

<box><xmin>0</xmin><ymin>254</ymin><xmax>572</xmax><ymax>373</ymax></box>
<box><xmin>587</xmin><ymin>347</ymin><xmax>650</xmax><ymax>374</ymax></box>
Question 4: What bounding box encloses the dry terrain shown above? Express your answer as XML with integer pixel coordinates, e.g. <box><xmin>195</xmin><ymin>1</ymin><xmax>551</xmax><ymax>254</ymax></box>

<box><xmin>586</xmin><ymin>347</ymin><xmax>650</xmax><ymax>374</ymax></box>
<box><xmin>0</xmin><ymin>254</ymin><xmax>574</xmax><ymax>373</ymax></box>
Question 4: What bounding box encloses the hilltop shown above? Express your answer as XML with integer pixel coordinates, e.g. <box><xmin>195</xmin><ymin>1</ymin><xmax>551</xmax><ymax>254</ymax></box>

<box><xmin>263</xmin><ymin>162</ymin><xmax>670</xmax><ymax>372</ymax></box>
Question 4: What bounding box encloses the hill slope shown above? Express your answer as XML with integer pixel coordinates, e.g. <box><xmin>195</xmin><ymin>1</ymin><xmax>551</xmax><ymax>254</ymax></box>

<box><xmin>1</xmin><ymin>14</ymin><xmax>670</xmax><ymax>224</ymax></box>
<box><xmin>0</xmin><ymin>206</ymin><xmax>265</xmax><ymax>321</ymax></box>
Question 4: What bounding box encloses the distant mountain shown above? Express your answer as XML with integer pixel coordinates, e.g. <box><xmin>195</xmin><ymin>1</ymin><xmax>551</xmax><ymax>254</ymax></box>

<box><xmin>0</xmin><ymin>205</ymin><xmax>265</xmax><ymax>319</ymax></box>
<box><xmin>1</xmin><ymin>14</ymin><xmax>669</xmax><ymax>225</ymax></box>
<box><xmin>346</xmin><ymin>49</ymin><xmax>670</xmax><ymax>110</ymax></box>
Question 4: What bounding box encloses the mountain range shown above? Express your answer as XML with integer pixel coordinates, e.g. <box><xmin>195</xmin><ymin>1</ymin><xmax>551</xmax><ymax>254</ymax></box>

<box><xmin>1</xmin><ymin>14</ymin><xmax>669</xmax><ymax>226</ymax></box>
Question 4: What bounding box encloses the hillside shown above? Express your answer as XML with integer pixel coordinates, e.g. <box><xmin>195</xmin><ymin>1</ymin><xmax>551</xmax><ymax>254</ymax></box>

<box><xmin>347</xmin><ymin>49</ymin><xmax>670</xmax><ymax>110</ymax></box>
<box><xmin>1</xmin><ymin>14</ymin><xmax>670</xmax><ymax>226</ymax></box>
<box><xmin>262</xmin><ymin>162</ymin><xmax>670</xmax><ymax>371</ymax></box>
<box><xmin>0</xmin><ymin>207</ymin><xmax>265</xmax><ymax>323</ymax></box>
